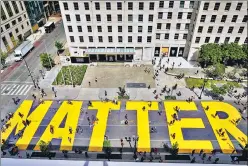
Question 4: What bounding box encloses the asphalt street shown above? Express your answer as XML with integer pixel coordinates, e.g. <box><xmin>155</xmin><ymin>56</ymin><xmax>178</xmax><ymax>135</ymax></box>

<box><xmin>0</xmin><ymin>21</ymin><xmax>66</xmax><ymax>119</ymax></box>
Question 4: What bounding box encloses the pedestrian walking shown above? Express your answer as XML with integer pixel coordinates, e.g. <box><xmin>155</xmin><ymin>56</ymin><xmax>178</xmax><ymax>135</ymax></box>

<box><xmin>69</xmin><ymin>126</ymin><xmax>72</xmax><ymax>134</ymax></box>
<box><xmin>171</xmin><ymin>133</ymin><xmax>176</xmax><ymax>139</ymax></box>
<box><xmin>105</xmin><ymin>90</ymin><xmax>107</xmax><ymax>96</ymax></box>
<box><xmin>32</xmin><ymin>94</ymin><xmax>36</xmax><ymax>100</ymax></box>
<box><xmin>12</xmin><ymin>98</ymin><xmax>17</xmax><ymax>105</ymax></box>
<box><xmin>148</xmin><ymin>85</ymin><xmax>151</xmax><ymax>89</ymax></box>
<box><xmin>191</xmin><ymin>149</ymin><xmax>195</xmax><ymax>156</ymax></box>
<box><xmin>207</xmin><ymin>155</ymin><xmax>212</xmax><ymax>161</ymax></box>
<box><xmin>68</xmin><ymin>137</ymin><xmax>71</xmax><ymax>143</ymax></box>
<box><xmin>88</xmin><ymin>81</ymin><xmax>91</xmax><ymax>86</ymax></box>
<box><xmin>125</xmin><ymin>114</ymin><xmax>128</xmax><ymax>119</ymax></box>
<box><xmin>95</xmin><ymin>77</ymin><xmax>97</xmax><ymax>83</ymax></box>
<box><xmin>199</xmin><ymin>149</ymin><xmax>204</xmax><ymax>156</ymax></box>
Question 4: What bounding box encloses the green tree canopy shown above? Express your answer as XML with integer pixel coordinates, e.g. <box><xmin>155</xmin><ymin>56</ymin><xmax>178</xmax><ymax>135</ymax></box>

<box><xmin>205</xmin><ymin>63</ymin><xmax>225</xmax><ymax>79</ymax></box>
<box><xmin>0</xmin><ymin>50</ymin><xmax>8</xmax><ymax>66</ymax></box>
<box><xmin>199</xmin><ymin>43</ymin><xmax>223</xmax><ymax>67</ymax></box>
<box><xmin>39</xmin><ymin>140</ymin><xmax>52</xmax><ymax>156</ymax></box>
<box><xmin>221</xmin><ymin>43</ymin><xmax>246</xmax><ymax>65</ymax></box>
<box><xmin>40</xmin><ymin>53</ymin><xmax>55</xmax><ymax>69</ymax></box>
<box><xmin>55</xmin><ymin>41</ymin><xmax>63</xmax><ymax>51</ymax></box>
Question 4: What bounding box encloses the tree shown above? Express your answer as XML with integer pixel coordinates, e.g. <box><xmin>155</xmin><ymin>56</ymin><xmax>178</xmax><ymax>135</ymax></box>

<box><xmin>55</xmin><ymin>41</ymin><xmax>63</xmax><ymax>54</ymax></box>
<box><xmin>169</xmin><ymin>142</ymin><xmax>179</xmax><ymax>156</ymax></box>
<box><xmin>0</xmin><ymin>50</ymin><xmax>8</xmax><ymax>66</ymax></box>
<box><xmin>40</xmin><ymin>53</ymin><xmax>55</xmax><ymax>69</ymax></box>
<box><xmin>39</xmin><ymin>140</ymin><xmax>52</xmax><ymax>157</ymax></box>
<box><xmin>205</xmin><ymin>63</ymin><xmax>225</xmax><ymax>79</ymax></box>
<box><xmin>198</xmin><ymin>43</ymin><xmax>223</xmax><ymax>67</ymax></box>
<box><xmin>210</xmin><ymin>84</ymin><xmax>231</xmax><ymax>97</ymax></box>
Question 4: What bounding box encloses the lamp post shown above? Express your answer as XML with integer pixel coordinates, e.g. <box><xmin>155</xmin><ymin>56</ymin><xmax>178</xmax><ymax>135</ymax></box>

<box><xmin>125</xmin><ymin>137</ymin><xmax>132</xmax><ymax>148</ymax></box>
<box><xmin>198</xmin><ymin>78</ymin><xmax>208</xmax><ymax>99</ymax></box>
<box><xmin>133</xmin><ymin>135</ymin><xmax>139</xmax><ymax>154</ymax></box>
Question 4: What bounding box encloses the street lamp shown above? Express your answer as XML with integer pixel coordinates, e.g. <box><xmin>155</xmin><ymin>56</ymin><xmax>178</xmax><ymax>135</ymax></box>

<box><xmin>133</xmin><ymin>135</ymin><xmax>139</xmax><ymax>154</ymax></box>
<box><xmin>125</xmin><ymin>137</ymin><xmax>132</xmax><ymax>148</ymax></box>
<box><xmin>198</xmin><ymin>78</ymin><xmax>208</xmax><ymax>99</ymax></box>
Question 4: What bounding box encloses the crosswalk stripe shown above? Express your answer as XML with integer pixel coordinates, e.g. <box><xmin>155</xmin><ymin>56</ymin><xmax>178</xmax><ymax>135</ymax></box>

<box><xmin>1</xmin><ymin>84</ymin><xmax>13</xmax><ymax>95</ymax></box>
<box><xmin>0</xmin><ymin>84</ymin><xmax>9</xmax><ymax>93</ymax></box>
<box><xmin>18</xmin><ymin>85</ymin><xmax>30</xmax><ymax>95</ymax></box>
<box><xmin>14</xmin><ymin>85</ymin><xmax>26</xmax><ymax>95</ymax></box>
<box><xmin>8</xmin><ymin>84</ymin><xmax>19</xmax><ymax>95</ymax></box>
<box><xmin>23</xmin><ymin>85</ymin><xmax>33</xmax><ymax>95</ymax></box>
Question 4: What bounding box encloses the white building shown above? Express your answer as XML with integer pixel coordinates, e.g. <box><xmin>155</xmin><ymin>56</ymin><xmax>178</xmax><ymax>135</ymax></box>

<box><xmin>59</xmin><ymin>1</ymin><xmax>247</xmax><ymax>63</ymax></box>
<box><xmin>1</xmin><ymin>1</ymin><xmax>32</xmax><ymax>53</ymax></box>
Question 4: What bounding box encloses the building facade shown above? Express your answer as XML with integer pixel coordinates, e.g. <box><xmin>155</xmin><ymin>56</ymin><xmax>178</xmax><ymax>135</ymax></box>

<box><xmin>59</xmin><ymin>1</ymin><xmax>247</xmax><ymax>62</ymax></box>
<box><xmin>1</xmin><ymin>1</ymin><xmax>32</xmax><ymax>53</ymax></box>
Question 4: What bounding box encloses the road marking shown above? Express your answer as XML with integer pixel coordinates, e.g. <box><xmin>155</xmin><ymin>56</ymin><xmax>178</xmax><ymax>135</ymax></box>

<box><xmin>2</xmin><ymin>81</ymin><xmax>33</xmax><ymax>83</ymax></box>
<box><xmin>18</xmin><ymin>85</ymin><xmax>30</xmax><ymax>95</ymax></box>
<box><xmin>1</xmin><ymin>84</ymin><xmax>33</xmax><ymax>96</ymax></box>
<box><xmin>8</xmin><ymin>84</ymin><xmax>20</xmax><ymax>95</ymax></box>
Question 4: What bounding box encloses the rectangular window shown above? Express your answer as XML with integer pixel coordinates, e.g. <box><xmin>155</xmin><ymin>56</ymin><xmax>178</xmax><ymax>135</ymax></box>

<box><xmin>106</xmin><ymin>2</ymin><xmax>111</xmax><ymax>10</ymax></box>
<box><xmin>187</xmin><ymin>12</ymin><xmax>192</xmax><ymax>19</ymax></box>
<box><xmin>174</xmin><ymin>33</ymin><xmax>179</xmax><ymax>39</ymax></box>
<box><xmin>128</xmin><ymin>36</ymin><xmax>132</xmax><ymax>42</ymax></box>
<box><xmin>214</xmin><ymin>3</ymin><xmax>220</xmax><ymax>10</ymax></box>
<box><xmin>225</xmin><ymin>3</ymin><xmax>231</xmax><ymax>11</ymax></box>
<box><xmin>217</xmin><ymin>26</ymin><xmax>223</xmax><ymax>33</ymax></box>
<box><xmin>180</xmin><ymin>1</ymin><xmax>185</xmax><ymax>8</ymax></box>
<box><xmin>97</xmin><ymin>26</ymin><xmax>102</xmax><ymax>32</ymax></box>
<box><xmin>95</xmin><ymin>2</ymin><xmax>100</xmax><ymax>10</ymax></box>
<box><xmin>108</xmin><ymin>26</ymin><xmax>112</xmax><ymax>32</ymax></box>
<box><xmin>198</xmin><ymin>26</ymin><xmax>203</xmax><ymax>33</ymax></box>
<box><xmin>157</xmin><ymin>23</ymin><xmax>162</xmax><ymax>30</ymax></box>
<box><xmin>178</xmin><ymin>12</ymin><xmax>183</xmax><ymax>19</ymax></box>
<box><xmin>118</xmin><ymin>26</ymin><xmax>122</xmax><ymax>32</ymax></box>
<box><xmin>231</xmin><ymin>15</ymin><xmax>238</xmax><ymax>22</ymax></box>
<box><xmin>12</xmin><ymin>20</ymin><xmax>16</xmax><ymax>26</ymax></box>
<box><xmin>221</xmin><ymin>15</ymin><xmax>227</xmax><ymax>22</ymax></box>
<box><xmin>118</xmin><ymin>36</ymin><xmax>122</xmax><ymax>43</ymax></box>
<box><xmin>138</xmin><ymin>36</ymin><xmax>142</xmax><ymax>43</ymax></box>
<box><xmin>205</xmin><ymin>37</ymin><xmax>210</xmax><ymax>43</ymax></box>
<box><xmin>167</xmin><ymin>12</ymin><xmax>172</xmax><ymax>19</ymax></box>
<box><xmin>159</xmin><ymin>1</ymin><xmax>164</xmax><ymax>8</ymax></box>
<box><xmin>118</xmin><ymin>14</ymin><xmax>122</xmax><ymax>22</ymax></box>
<box><xmin>185</xmin><ymin>23</ymin><xmax>189</xmax><ymax>30</ymax></box>
<box><xmin>138</xmin><ymin>26</ymin><xmax>142</xmax><ymax>33</ymax></box>
<box><xmin>228</xmin><ymin>27</ymin><xmax>234</xmax><ymax>33</ymax></box>
<box><xmin>1</xmin><ymin>6</ymin><xmax>7</xmax><ymax>20</ymax></box>
<box><xmin>210</xmin><ymin>15</ymin><xmax>217</xmax><ymax>22</ymax></box>
<box><xmin>158</xmin><ymin>12</ymin><xmax>163</xmax><ymax>19</ymax></box>
<box><xmin>156</xmin><ymin>33</ymin><xmax>160</xmax><ymax>39</ymax></box>
<box><xmin>5</xmin><ymin>23</ymin><xmax>10</xmax><ymax>30</ymax></box>
<box><xmin>85</xmin><ymin>15</ymin><xmax>90</xmax><ymax>21</ymax></box>
<box><xmin>189</xmin><ymin>1</ymin><xmax>194</xmax><ymax>8</ymax></box>
<box><xmin>244</xmin><ymin>37</ymin><xmax>248</xmax><ymax>43</ymax></box>
<box><xmin>224</xmin><ymin>37</ymin><xmax>230</xmax><ymax>43</ymax></box>
<box><xmin>200</xmin><ymin>15</ymin><xmax>206</xmax><ymax>22</ymax></box>
<box><xmin>203</xmin><ymin>2</ymin><xmax>209</xmax><ymax>10</ymax></box>
<box><xmin>138</xmin><ymin>15</ymin><xmax>143</xmax><ymax>22</ymax></box>
<box><xmin>98</xmin><ymin>36</ymin><xmax>103</xmax><ymax>42</ymax></box>
<box><xmin>128</xmin><ymin>14</ymin><xmax>133</xmax><ymax>22</ymax></box>
<box><xmin>236</xmin><ymin>3</ymin><xmax>242</xmax><ymax>10</ymax></box>
<box><xmin>234</xmin><ymin>37</ymin><xmax>240</xmax><ymax>43</ymax></box>
<box><xmin>169</xmin><ymin>1</ymin><xmax>174</xmax><ymax>8</ymax></box>
<box><xmin>117</xmin><ymin>2</ymin><xmax>122</xmax><ymax>10</ymax></box>
<box><xmin>15</xmin><ymin>28</ymin><xmax>19</xmax><ymax>33</ymax></box>
<box><xmin>70</xmin><ymin>36</ymin><xmax>74</xmax><ymax>42</ymax></box>
<box><xmin>89</xmin><ymin>36</ymin><xmax>93</xmax><ymax>42</ymax></box>
<box><xmin>148</xmin><ymin>15</ymin><xmax>153</xmax><ymax>22</ymax></box>
<box><xmin>18</xmin><ymin>16</ymin><xmax>22</xmax><ymax>22</ymax></box>
<box><xmin>164</xmin><ymin>33</ymin><xmax>169</xmax><ymax>39</ymax></box>
<box><xmin>96</xmin><ymin>14</ymin><xmax>101</xmax><ymax>21</ymax></box>
<box><xmin>128</xmin><ymin>26</ymin><xmax>132</xmax><ymax>32</ymax></box>
<box><xmin>87</xmin><ymin>26</ymin><xmax>92</xmax><ymax>32</ymax></box>
<box><xmin>4</xmin><ymin>2</ymin><xmax>13</xmax><ymax>17</ymax></box>
<box><xmin>19</xmin><ymin>1</ymin><xmax>24</xmax><ymax>10</ymax></box>
<box><xmin>238</xmin><ymin>26</ymin><xmax>244</xmax><ymax>33</ymax></box>
<box><xmin>139</xmin><ymin>2</ymin><xmax>144</xmax><ymax>10</ymax></box>
<box><xmin>149</xmin><ymin>2</ymin><xmax>154</xmax><ymax>10</ymax></box>
<box><xmin>75</xmin><ymin>15</ymin><xmax>81</xmax><ymax>21</ymax></box>
<box><xmin>207</xmin><ymin>26</ymin><xmax>213</xmax><ymax>33</ymax></box>
<box><xmin>183</xmin><ymin>34</ymin><xmax>187</xmax><ymax>39</ymax></box>
<box><xmin>128</xmin><ymin>2</ymin><xmax>133</xmax><ymax>10</ymax></box>
<box><xmin>107</xmin><ymin>14</ymin><xmax>111</xmax><ymax>21</ymax></box>
<box><xmin>108</xmin><ymin>36</ymin><xmax>113</xmax><ymax>42</ymax></box>
<box><xmin>77</xmin><ymin>26</ymin><xmax>82</xmax><ymax>32</ymax></box>
<box><xmin>147</xmin><ymin>36</ymin><xmax>152</xmax><ymax>43</ymax></box>
<box><xmin>84</xmin><ymin>2</ymin><xmax>89</xmax><ymax>10</ymax></box>
<box><xmin>63</xmin><ymin>2</ymin><xmax>68</xmax><ymax>10</ymax></box>
<box><xmin>176</xmin><ymin>23</ymin><xmax>181</xmax><ymax>30</ymax></box>
<box><xmin>11</xmin><ymin>1</ymin><xmax>19</xmax><ymax>14</ymax></box>
<box><xmin>214</xmin><ymin>37</ymin><xmax>220</xmax><ymax>43</ymax></box>
<box><xmin>195</xmin><ymin>37</ymin><xmax>200</xmax><ymax>43</ymax></box>
<box><xmin>66</xmin><ymin>14</ymin><xmax>71</xmax><ymax>21</ymax></box>
<box><xmin>166</xmin><ymin>23</ymin><xmax>171</xmax><ymax>30</ymax></box>
<box><xmin>242</xmin><ymin>15</ymin><xmax>248</xmax><ymax>22</ymax></box>
<box><xmin>68</xmin><ymin>26</ymin><xmax>73</xmax><ymax>32</ymax></box>
<box><xmin>74</xmin><ymin>2</ymin><xmax>79</xmax><ymax>10</ymax></box>
<box><xmin>148</xmin><ymin>26</ymin><xmax>152</xmax><ymax>33</ymax></box>
<box><xmin>79</xmin><ymin>36</ymin><xmax>84</xmax><ymax>42</ymax></box>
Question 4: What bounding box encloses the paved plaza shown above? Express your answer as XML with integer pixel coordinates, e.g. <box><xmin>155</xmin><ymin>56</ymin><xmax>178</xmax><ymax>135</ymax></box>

<box><xmin>2</xmin><ymin>100</ymin><xmax>247</xmax><ymax>155</ymax></box>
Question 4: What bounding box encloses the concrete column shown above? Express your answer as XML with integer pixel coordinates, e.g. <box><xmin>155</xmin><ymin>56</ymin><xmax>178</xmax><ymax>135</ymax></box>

<box><xmin>168</xmin><ymin>44</ymin><xmax>171</xmax><ymax>57</ymax></box>
<box><xmin>160</xmin><ymin>43</ymin><xmax>162</xmax><ymax>57</ymax></box>
<box><xmin>176</xmin><ymin>44</ymin><xmax>180</xmax><ymax>57</ymax></box>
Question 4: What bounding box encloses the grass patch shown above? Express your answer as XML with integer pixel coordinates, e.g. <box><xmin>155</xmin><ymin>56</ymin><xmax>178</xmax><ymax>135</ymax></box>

<box><xmin>185</xmin><ymin>78</ymin><xmax>241</xmax><ymax>88</ymax></box>
<box><xmin>118</xmin><ymin>95</ymin><xmax>130</xmax><ymax>100</ymax></box>
<box><xmin>165</xmin><ymin>96</ymin><xmax>176</xmax><ymax>100</ymax></box>
<box><xmin>53</xmin><ymin>65</ymin><xmax>87</xmax><ymax>85</ymax></box>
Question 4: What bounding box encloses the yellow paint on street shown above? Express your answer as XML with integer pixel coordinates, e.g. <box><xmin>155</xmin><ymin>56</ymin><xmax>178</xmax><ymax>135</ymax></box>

<box><xmin>126</xmin><ymin>101</ymin><xmax>158</xmax><ymax>152</ymax></box>
<box><xmin>202</xmin><ymin>101</ymin><xmax>247</xmax><ymax>154</ymax></box>
<box><xmin>88</xmin><ymin>101</ymin><xmax>120</xmax><ymax>152</ymax></box>
<box><xmin>34</xmin><ymin>101</ymin><xmax>82</xmax><ymax>151</ymax></box>
<box><xmin>164</xmin><ymin>101</ymin><xmax>213</xmax><ymax>153</ymax></box>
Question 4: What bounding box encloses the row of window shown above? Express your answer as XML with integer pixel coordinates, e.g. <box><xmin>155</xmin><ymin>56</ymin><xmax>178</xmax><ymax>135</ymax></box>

<box><xmin>3</xmin><ymin>14</ymin><xmax>27</xmax><ymax>31</ymax></box>
<box><xmin>1</xmin><ymin>1</ymin><xmax>24</xmax><ymax>21</ymax></box>
<box><xmin>203</xmin><ymin>2</ymin><xmax>243</xmax><ymax>11</ymax></box>
<box><xmin>159</xmin><ymin>1</ymin><xmax>194</xmax><ymax>9</ymax></box>
<box><xmin>69</xmin><ymin>35</ymin><xmax>153</xmax><ymax>43</ymax></box>
<box><xmin>157</xmin><ymin>23</ymin><xmax>190</xmax><ymax>30</ymax></box>
<box><xmin>68</xmin><ymin>25</ymin><xmax>154</xmax><ymax>33</ymax></box>
<box><xmin>158</xmin><ymin>12</ymin><xmax>192</xmax><ymax>19</ymax></box>
<box><xmin>197</xmin><ymin>26</ymin><xmax>245</xmax><ymax>34</ymax></box>
<box><xmin>200</xmin><ymin>14</ymin><xmax>247</xmax><ymax>23</ymax></box>
<box><xmin>156</xmin><ymin>33</ymin><xmax>188</xmax><ymax>40</ymax></box>
<box><xmin>195</xmin><ymin>36</ymin><xmax>248</xmax><ymax>44</ymax></box>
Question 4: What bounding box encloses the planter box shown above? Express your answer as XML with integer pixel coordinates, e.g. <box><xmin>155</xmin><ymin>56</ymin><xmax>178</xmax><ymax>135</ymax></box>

<box><xmin>118</xmin><ymin>95</ymin><xmax>130</xmax><ymax>100</ymax></box>
<box><xmin>165</xmin><ymin>96</ymin><xmax>176</xmax><ymax>100</ymax></box>
<box><xmin>31</xmin><ymin>152</ymin><xmax>56</xmax><ymax>158</ymax></box>
<box><xmin>97</xmin><ymin>153</ymin><xmax>122</xmax><ymax>159</ymax></box>
<box><xmin>165</xmin><ymin>155</ymin><xmax>191</xmax><ymax>160</ymax></box>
